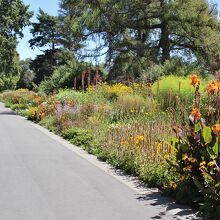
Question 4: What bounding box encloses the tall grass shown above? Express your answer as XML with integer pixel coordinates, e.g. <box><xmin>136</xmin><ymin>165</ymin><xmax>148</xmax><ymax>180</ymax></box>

<box><xmin>152</xmin><ymin>75</ymin><xmax>209</xmax><ymax>109</ymax></box>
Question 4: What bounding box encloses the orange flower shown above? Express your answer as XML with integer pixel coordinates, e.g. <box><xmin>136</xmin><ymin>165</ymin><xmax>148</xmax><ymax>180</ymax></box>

<box><xmin>207</xmin><ymin>80</ymin><xmax>218</xmax><ymax>94</ymax></box>
<box><xmin>191</xmin><ymin>108</ymin><xmax>201</xmax><ymax>121</ymax></box>
<box><xmin>189</xmin><ymin>74</ymin><xmax>200</xmax><ymax>87</ymax></box>
<box><xmin>214</xmin><ymin>124</ymin><xmax>220</xmax><ymax>133</ymax></box>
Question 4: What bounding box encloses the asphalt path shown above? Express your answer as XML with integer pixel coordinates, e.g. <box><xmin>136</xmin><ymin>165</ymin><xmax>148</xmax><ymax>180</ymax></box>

<box><xmin>0</xmin><ymin>103</ymin><xmax>198</xmax><ymax>220</ymax></box>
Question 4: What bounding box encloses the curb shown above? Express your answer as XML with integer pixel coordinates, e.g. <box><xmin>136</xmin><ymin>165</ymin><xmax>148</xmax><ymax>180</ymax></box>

<box><xmin>29</xmin><ymin>119</ymin><xmax>203</xmax><ymax>220</ymax></box>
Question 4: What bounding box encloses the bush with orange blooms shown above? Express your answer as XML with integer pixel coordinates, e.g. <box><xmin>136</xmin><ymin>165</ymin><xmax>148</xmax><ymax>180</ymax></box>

<box><xmin>170</xmin><ymin>73</ymin><xmax>220</xmax><ymax>217</ymax></box>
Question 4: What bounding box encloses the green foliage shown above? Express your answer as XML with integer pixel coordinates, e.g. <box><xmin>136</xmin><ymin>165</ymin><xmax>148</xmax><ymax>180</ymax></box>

<box><xmin>29</xmin><ymin>8</ymin><xmax>75</xmax><ymax>85</ymax></box>
<box><xmin>139</xmin><ymin>163</ymin><xmax>175</xmax><ymax>187</ymax></box>
<box><xmin>17</xmin><ymin>59</ymin><xmax>35</xmax><ymax>89</ymax></box>
<box><xmin>141</xmin><ymin>59</ymin><xmax>203</xmax><ymax>83</ymax></box>
<box><xmin>39</xmin><ymin>116</ymin><xmax>58</xmax><ymax>132</ymax></box>
<box><xmin>30</xmin><ymin>49</ymin><xmax>75</xmax><ymax>85</ymax></box>
<box><xmin>29</xmin><ymin>9</ymin><xmax>59</xmax><ymax>50</ymax></box>
<box><xmin>37</xmin><ymin>60</ymin><xmax>77</xmax><ymax>94</ymax></box>
<box><xmin>152</xmin><ymin>75</ymin><xmax>208</xmax><ymax>109</ymax></box>
<box><xmin>0</xmin><ymin>89</ymin><xmax>37</xmax><ymax>107</ymax></box>
<box><xmin>0</xmin><ymin>75</ymin><xmax>19</xmax><ymax>92</ymax></box>
<box><xmin>169</xmin><ymin>75</ymin><xmax>220</xmax><ymax>218</ymax></box>
<box><xmin>60</xmin><ymin>0</ymin><xmax>220</xmax><ymax>81</ymax></box>
<box><xmin>62</xmin><ymin>127</ymin><xmax>95</xmax><ymax>153</ymax></box>
<box><xmin>56</xmin><ymin>89</ymin><xmax>87</xmax><ymax>105</ymax></box>
<box><xmin>26</xmin><ymin>107</ymin><xmax>39</xmax><ymax>122</ymax></box>
<box><xmin>112</xmin><ymin>94</ymin><xmax>157</xmax><ymax>121</ymax></box>
<box><xmin>0</xmin><ymin>0</ymin><xmax>32</xmax><ymax>82</ymax></box>
<box><xmin>11</xmin><ymin>103</ymin><xmax>27</xmax><ymax>111</ymax></box>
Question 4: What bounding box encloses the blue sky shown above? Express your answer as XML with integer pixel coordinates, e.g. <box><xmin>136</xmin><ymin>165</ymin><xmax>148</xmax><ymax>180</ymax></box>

<box><xmin>17</xmin><ymin>0</ymin><xmax>220</xmax><ymax>61</ymax></box>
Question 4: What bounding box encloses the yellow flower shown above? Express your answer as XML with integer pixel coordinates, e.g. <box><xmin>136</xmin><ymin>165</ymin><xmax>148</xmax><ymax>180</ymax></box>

<box><xmin>180</xmin><ymin>174</ymin><xmax>188</xmax><ymax>181</ymax></box>
<box><xmin>207</xmin><ymin>161</ymin><xmax>215</xmax><ymax>167</ymax></box>
<box><xmin>165</xmin><ymin>153</ymin><xmax>170</xmax><ymax>160</ymax></box>
<box><xmin>188</xmin><ymin>157</ymin><xmax>197</xmax><ymax>163</ymax></box>
<box><xmin>170</xmin><ymin>182</ymin><xmax>177</xmax><ymax>190</ymax></box>
<box><xmin>183</xmin><ymin>165</ymin><xmax>192</xmax><ymax>171</ymax></box>
<box><xmin>200</xmin><ymin>161</ymin><xmax>206</xmax><ymax>167</ymax></box>
<box><xmin>104</xmin><ymin>83</ymin><xmax>133</xmax><ymax>95</ymax></box>
<box><xmin>156</xmin><ymin>142</ymin><xmax>162</xmax><ymax>153</ymax></box>
<box><xmin>120</xmin><ymin>140</ymin><xmax>128</xmax><ymax>145</ymax></box>
<box><xmin>130</xmin><ymin>135</ymin><xmax>144</xmax><ymax>145</ymax></box>
<box><xmin>182</xmin><ymin>153</ymin><xmax>188</xmax><ymax>161</ymax></box>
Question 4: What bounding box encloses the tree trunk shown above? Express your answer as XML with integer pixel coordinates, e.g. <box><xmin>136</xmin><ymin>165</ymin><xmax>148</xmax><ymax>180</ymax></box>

<box><xmin>159</xmin><ymin>0</ymin><xmax>170</xmax><ymax>63</ymax></box>
<box><xmin>160</xmin><ymin>20</ymin><xmax>170</xmax><ymax>63</ymax></box>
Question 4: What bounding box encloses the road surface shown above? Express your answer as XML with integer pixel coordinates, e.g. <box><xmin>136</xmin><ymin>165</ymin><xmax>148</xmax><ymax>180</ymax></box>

<box><xmin>0</xmin><ymin>103</ymin><xmax>196</xmax><ymax>220</ymax></box>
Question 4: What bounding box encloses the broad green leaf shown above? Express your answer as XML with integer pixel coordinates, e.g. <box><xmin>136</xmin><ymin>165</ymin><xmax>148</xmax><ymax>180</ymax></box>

<box><xmin>195</xmin><ymin>122</ymin><xmax>202</xmax><ymax>132</ymax></box>
<box><xmin>212</xmin><ymin>139</ymin><xmax>219</xmax><ymax>156</ymax></box>
<box><xmin>207</xmin><ymin>139</ymin><xmax>219</xmax><ymax>159</ymax></box>
<box><xmin>202</xmin><ymin>126</ymin><xmax>212</xmax><ymax>144</ymax></box>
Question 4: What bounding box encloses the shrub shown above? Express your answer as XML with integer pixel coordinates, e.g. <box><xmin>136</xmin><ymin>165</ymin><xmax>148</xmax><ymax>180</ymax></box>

<box><xmin>62</xmin><ymin>127</ymin><xmax>95</xmax><ymax>153</ymax></box>
<box><xmin>37</xmin><ymin>61</ymin><xmax>77</xmax><ymax>95</ymax></box>
<box><xmin>26</xmin><ymin>107</ymin><xmax>39</xmax><ymax>121</ymax></box>
<box><xmin>11</xmin><ymin>103</ymin><xmax>27</xmax><ymax>111</ymax></box>
<box><xmin>55</xmin><ymin>89</ymin><xmax>77</xmax><ymax>105</ymax></box>
<box><xmin>39</xmin><ymin>116</ymin><xmax>56</xmax><ymax>131</ymax></box>
<box><xmin>169</xmin><ymin>74</ymin><xmax>220</xmax><ymax>217</ymax></box>
<box><xmin>0</xmin><ymin>89</ymin><xmax>38</xmax><ymax>108</ymax></box>
<box><xmin>0</xmin><ymin>74</ymin><xmax>19</xmax><ymax>92</ymax></box>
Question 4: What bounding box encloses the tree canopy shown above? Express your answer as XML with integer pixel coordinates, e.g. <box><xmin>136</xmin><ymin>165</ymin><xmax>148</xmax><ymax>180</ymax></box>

<box><xmin>59</xmin><ymin>0</ymin><xmax>220</xmax><ymax>79</ymax></box>
<box><xmin>0</xmin><ymin>0</ymin><xmax>32</xmax><ymax>77</ymax></box>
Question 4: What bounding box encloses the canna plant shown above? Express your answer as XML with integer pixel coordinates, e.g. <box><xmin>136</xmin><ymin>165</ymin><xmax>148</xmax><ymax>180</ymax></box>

<box><xmin>170</xmin><ymin>73</ymin><xmax>220</xmax><ymax>215</ymax></box>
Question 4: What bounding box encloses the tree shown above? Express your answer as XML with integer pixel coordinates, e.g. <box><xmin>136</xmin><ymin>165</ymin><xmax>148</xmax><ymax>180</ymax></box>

<box><xmin>29</xmin><ymin>9</ymin><xmax>66</xmax><ymax>84</ymax></box>
<box><xmin>0</xmin><ymin>0</ymin><xmax>32</xmax><ymax>77</ymax></box>
<box><xmin>58</xmin><ymin>1</ymin><xmax>85</xmax><ymax>51</ymax></box>
<box><xmin>59</xmin><ymin>0</ymin><xmax>220</xmax><ymax>80</ymax></box>
<box><xmin>30</xmin><ymin>49</ymin><xmax>76</xmax><ymax>84</ymax></box>
<box><xmin>29</xmin><ymin>9</ymin><xmax>60</xmax><ymax>52</ymax></box>
<box><xmin>17</xmin><ymin>58</ymin><xmax>35</xmax><ymax>89</ymax></box>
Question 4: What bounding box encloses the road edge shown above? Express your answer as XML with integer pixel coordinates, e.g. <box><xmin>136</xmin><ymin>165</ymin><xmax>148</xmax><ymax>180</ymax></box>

<box><xmin>0</xmin><ymin>102</ymin><xmax>203</xmax><ymax>220</ymax></box>
<box><xmin>29</xmin><ymin>119</ymin><xmax>202</xmax><ymax>220</ymax></box>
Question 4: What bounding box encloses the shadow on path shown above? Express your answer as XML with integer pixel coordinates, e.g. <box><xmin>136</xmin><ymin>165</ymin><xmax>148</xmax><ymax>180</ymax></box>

<box><xmin>0</xmin><ymin>110</ymin><xmax>16</xmax><ymax>115</ymax></box>
<box><xmin>136</xmin><ymin>192</ymin><xmax>199</xmax><ymax>219</ymax></box>
<box><xmin>111</xmin><ymin>168</ymin><xmax>203</xmax><ymax>219</ymax></box>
